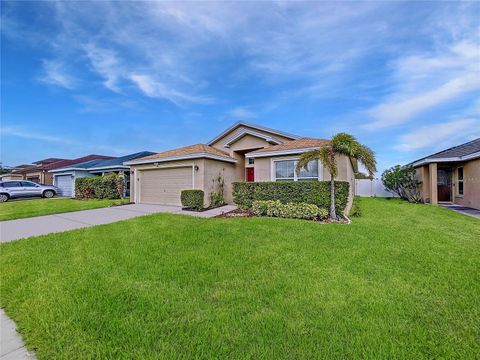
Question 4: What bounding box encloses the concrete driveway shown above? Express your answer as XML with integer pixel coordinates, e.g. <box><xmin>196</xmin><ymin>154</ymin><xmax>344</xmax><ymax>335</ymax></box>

<box><xmin>0</xmin><ymin>204</ymin><xmax>236</xmax><ymax>243</ymax></box>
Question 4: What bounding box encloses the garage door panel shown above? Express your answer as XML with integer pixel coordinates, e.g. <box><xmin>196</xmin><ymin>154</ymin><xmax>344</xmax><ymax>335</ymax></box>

<box><xmin>56</xmin><ymin>175</ymin><xmax>73</xmax><ymax>197</ymax></box>
<box><xmin>140</xmin><ymin>167</ymin><xmax>193</xmax><ymax>205</ymax></box>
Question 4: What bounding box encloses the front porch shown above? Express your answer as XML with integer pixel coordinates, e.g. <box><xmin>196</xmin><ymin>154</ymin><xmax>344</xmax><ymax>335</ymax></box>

<box><xmin>417</xmin><ymin>162</ymin><xmax>463</xmax><ymax>206</ymax></box>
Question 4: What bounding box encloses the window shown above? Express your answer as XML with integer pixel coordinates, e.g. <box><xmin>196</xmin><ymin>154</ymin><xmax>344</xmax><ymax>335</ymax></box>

<box><xmin>248</xmin><ymin>158</ymin><xmax>255</xmax><ymax>165</ymax></box>
<box><xmin>274</xmin><ymin>159</ymin><xmax>319</xmax><ymax>181</ymax></box>
<box><xmin>1</xmin><ymin>181</ymin><xmax>21</xmax><ymax>188</ymax></box>
<box><xmin>21</xmin><ymin>181</ymin><xmax>37</xmax><ymax>187</ymax></box>
<box><xmin>275</xmin><ymin>160</ymin><xmax>295</xmax><ymax>181</ymax></box>
<box><xmin>457</xmin><ymin>167</ymin><xmax>464</xmax><ymax>196</ymax></box>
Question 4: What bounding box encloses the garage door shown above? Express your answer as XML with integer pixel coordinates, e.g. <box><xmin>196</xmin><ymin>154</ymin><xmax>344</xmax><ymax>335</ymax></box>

<box><xmin>55</xmin><ymin>175</ymin><xmax>73</xmax><ymax>197</ymax></box>
<box><xmin>140</xmin><ymin>167</ymin><xmax>193</xmax><ymax>205</ymax></box>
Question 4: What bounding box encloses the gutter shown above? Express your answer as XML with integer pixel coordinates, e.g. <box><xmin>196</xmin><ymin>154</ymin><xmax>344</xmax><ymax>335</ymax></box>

<box><xmin>124</xmin><ymin>153</ymin><xmax>238</xmax><ymax>165</ymax></box>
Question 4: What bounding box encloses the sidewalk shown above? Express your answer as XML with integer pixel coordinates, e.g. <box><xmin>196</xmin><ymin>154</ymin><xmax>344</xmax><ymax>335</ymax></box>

<box><xmin>1</xmin><ymin>309</ymin><xmax>35</xmax><ymax>359</ymax></box>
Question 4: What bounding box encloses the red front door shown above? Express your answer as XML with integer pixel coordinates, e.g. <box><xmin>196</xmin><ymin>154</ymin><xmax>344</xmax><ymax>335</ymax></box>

<box><xmin>246</xmin><ymin>168</ymin><xmax>254</xmax><ymax>182</ymax></box>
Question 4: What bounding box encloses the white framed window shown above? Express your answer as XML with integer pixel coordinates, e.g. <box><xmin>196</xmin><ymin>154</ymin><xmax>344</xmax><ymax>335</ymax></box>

<box><xmin>457</xmin><ymin>167</ymin><xmax>464</xmax><ymax>196</ymax></box>
<box><xmin>273</xmin><ymin>159</ymin><xmax>319</xmax><ymax>181</ymax></box>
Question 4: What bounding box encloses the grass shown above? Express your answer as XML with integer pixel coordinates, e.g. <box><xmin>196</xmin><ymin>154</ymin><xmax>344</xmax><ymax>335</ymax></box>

<box><xmin>1</xmin><ymin>198</ymin><xmax>479</xmax><ymax>359</ymax></box>
<box><xmin>0</xmin><ymin>198</ymin><xmax>129</xmax><ymax>221</ymax></box>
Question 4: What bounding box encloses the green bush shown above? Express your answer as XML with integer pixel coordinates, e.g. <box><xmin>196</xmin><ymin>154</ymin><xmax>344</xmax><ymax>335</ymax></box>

<box><xmin>233</xmin><ymin>181</ymin><xmax>349</xmax><ymax>213</ymax></box>
<box><xmin>181</xmin><ymin>190</ymin><xmax>204</xmax><ymax>210</ymax></box>
<box><xmin>252</xmin><ymin>200</ymin><xmax>328</xmax><ymax>220</ymax></box>
<box><xmin>75</xmin><ymin>173</ymin><xmax>123</xmax><ymax>200</ymax></box>
<box><xmin>350</xmin><ymin>196</ymin><xmax>361</xmax><ymax>217</ymax></box>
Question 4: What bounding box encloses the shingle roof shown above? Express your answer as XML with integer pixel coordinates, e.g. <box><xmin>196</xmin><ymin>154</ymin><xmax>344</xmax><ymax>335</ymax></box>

<box><xmin>134</xmin><ymin>144</ymin><xmax>236</xmax><ymax>162</ymax></box>
<box><xmin>247</xmin><ymin>138</ymin><xmax>329</xmax><ymax>154</ymax></box>
<box><xmin>32</xmin><ymin>158</ymin><xmax>66</xmax><ymax>165</ymax></box>
<box><xmin>411</xmin><ymin>138</ymin><xmax>480</xmax><ymax>165</ymax></box>
<box><xmin>87</xmin><ymin>151</ymin><xmax>156</xmax><ymax>168</ymax></box>
<box><xmin>45</xmin><ymin>155</ymin><xmax>113</xmax><ymax>171</ymax></box>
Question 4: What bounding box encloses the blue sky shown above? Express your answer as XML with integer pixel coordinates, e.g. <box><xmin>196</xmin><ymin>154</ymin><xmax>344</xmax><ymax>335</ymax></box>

<box><xmin>1</xmin><ymin>1</ymin><xmax>479</xmax><ymax>174</ymax></box>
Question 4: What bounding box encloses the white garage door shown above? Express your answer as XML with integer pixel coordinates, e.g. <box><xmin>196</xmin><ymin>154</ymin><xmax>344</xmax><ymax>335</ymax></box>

<box><xmin>140</xmin><ymin>167</ymin><xmax>193</xmax><ymax>205</ymax></box>
<box><xmin>55</xmin><ymin>175</ymin><xmax>73</xmax><ymax>197</ymax></box>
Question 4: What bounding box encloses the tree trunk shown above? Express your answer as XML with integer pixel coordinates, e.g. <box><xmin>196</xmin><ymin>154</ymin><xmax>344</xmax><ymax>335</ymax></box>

<box><xmin>330</xmin><ymin>176</ymin><xmax>336</xmax><ymax>220</ymax></box>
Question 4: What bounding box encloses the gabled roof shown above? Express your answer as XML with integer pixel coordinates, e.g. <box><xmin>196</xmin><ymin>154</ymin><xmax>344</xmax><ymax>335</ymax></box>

<box><xmin>411</xmin><ymin>138</ymin><xmax>480</xmax><ymax>167</ymax></box>
<box><xmin>246</xmin><ymin>138</ymin><xmax>329</xmax><ymax>158</ymax></box>
<box><xmin>48</xmin><ymin>154</ymin><xmax>114</xmax><ymax>172</ymax></box>
<box><xmin>206</xmin><ymin>121</ymin><xmax>300</xmax><ymax>146</ymax></box>
<box><xmin>125</xmin><ymin>144</ymin><xmax>237</xmax><ymax>165</ymax></box>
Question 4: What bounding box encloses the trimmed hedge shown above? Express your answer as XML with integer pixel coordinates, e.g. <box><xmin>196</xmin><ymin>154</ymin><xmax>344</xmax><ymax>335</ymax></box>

<box><xmin>75</xmin><ymin>173</ymin><xmax>123</xmax><ymax>200</ymax></box>
<box><xmin>233</xmin><ymin>181</ymin><xmax>349</xmax><ymax>212</ymax></box>
<box><xmin>252</xmin><ymin>200</ymin><xmax>328</xmax><ymax>220</ymax></box>
<box><xmin>181</xmin><ymin>190</ymin><xmax>204</xmax><ymax>210</ymax></box>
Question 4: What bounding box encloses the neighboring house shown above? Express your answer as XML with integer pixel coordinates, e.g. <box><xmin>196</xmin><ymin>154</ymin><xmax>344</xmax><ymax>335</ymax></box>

<box><xmin>125</xmin><ymin>122</ymin><xmax>356</xmax><ymax>210</ymax></box>
<box><xmin>51</xmin><ymin>151</ymin><xmax>154</xmax><ymax>197</ymax></box>
<box><xmin>0</xmin><ymin>155</ymin><xmax>113</xmax><ymax>185</ymax></box>
<box><xmin>4</xmin><ymin>158</ymin><xmax>69</xmax><ymax>184</ymax></box>
<box><xmin>411</xmin><ymin>138</ymin><xmax>480</xmax><ymax>210</ymax></box>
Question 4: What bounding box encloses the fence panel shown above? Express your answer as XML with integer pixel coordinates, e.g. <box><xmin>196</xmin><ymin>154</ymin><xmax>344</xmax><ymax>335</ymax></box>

<box><xmin>355</xmin><ymin>179</ymin><xmax>397</xmax><ymax>197</ymax></box>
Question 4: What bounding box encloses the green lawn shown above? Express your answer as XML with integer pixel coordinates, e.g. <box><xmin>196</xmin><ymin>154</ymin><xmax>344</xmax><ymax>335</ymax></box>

<box><xmin>0</xmin><ymin>198</ymin><xmax>129</xmax><ymax>221</ymax></box>
<box><xmin>1</xmin><ymin>198</ymin><xmax>479</xmax><ymax>359</ymax></box>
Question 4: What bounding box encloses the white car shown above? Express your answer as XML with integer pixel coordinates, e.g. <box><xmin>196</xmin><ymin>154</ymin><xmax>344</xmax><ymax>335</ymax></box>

<box><xmin>0</xmin><ymin>180</ymin><xmax>58</xmax><ymax>202</ymax></box>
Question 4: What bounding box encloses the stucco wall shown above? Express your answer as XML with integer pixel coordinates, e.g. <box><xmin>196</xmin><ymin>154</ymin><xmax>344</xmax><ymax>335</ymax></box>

<box><xmin>202</xmin><ymin>159</ymin><xmax>239</xmax><ymax>204</ymax></box>
<box><xmin>415</xmin><ymin>165</ymin><xmax>430</xmax><ymax>202</ymax></box>
<box><xmin>453</xmin><ymin>159</ymin><xmax>480</xmax><ymax>209</ymax></box>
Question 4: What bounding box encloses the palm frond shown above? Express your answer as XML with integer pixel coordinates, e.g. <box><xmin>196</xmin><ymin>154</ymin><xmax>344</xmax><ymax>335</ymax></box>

<box><xmin>295</xmin><ymin>149</ymin><xmax>322</xmax><ymax>175</ymax></box>
<box><xmin>355</xmin><ymin>145</ymin><xmax>377</xmax><ymax>176</ymax></box>
<box><xmin>331</xmin><ymin>133</ymin><xmax>358</xmax><ymax>157</ymax></box>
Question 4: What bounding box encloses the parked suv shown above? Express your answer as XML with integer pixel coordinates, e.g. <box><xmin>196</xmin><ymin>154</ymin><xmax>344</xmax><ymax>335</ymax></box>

<box><xmin>0</xmin><ymin>181</ymin><xmax>59</xmax><ymax>202</ymax></box>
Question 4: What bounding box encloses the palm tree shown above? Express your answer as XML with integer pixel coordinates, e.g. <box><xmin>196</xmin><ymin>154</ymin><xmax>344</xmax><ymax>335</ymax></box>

<box><xmin>296</xmin><ymin>133</ymin><xmax>376</xmax><ymax>220</ymax></box>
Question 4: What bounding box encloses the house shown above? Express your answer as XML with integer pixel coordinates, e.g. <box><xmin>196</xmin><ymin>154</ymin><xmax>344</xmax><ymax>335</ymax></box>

<box><xmin>411</xmin><ymin>138</ymin><xmax>480</xmax><ymax>209</ymax></box>
<box><xmin>51</xmin><ymin>151</ymin><xmax>154</xmax><ymax>197</ymax></box>
<box><xmin>0</xmin><ymin>155</ymin><xmax>113</xmax><ymax>185</ymax></box>
<box><xmin>125</xmin><ymin>122</ymin><xmax>356</xmax><ymax>210</ymax></box>
<box><xmin>1</xmin><ymin>158</ymin><xmax>69</xmax><ymax>184</ymax></box>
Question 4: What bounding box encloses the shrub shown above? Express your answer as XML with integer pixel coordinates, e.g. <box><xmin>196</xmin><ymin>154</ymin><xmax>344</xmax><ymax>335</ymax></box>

<box><xmin>317</xmin><ymin>207</ymin><xmax>328</xmax><ymax>219</ymax></box>
<box><xmin>181</xmin><ymin>190</ymin><xmax>204</xmax><ymax>210</ymax></box>
<box><xmin>75</xmin><ymin>173</ymin><xmax>123</xmax><ymax>200</ymax></box>
<box><xmin>252</xmin><ymin>200</ymin><xmax>328</xmax><ymax>220</ymax></box>
<box><xmin>233</xmin><ymin>181</ymin><xmax>349</xmax><ymax>213</ymax></box>
<box><xmin>382</xmin><ymin>165</ymin><xmax>422</xmax><ymax>203</ymax></box>
<box><xmin>350</xmin><ymin>196</ymin><xmax>361</xmax><ymax>217</ymax></box>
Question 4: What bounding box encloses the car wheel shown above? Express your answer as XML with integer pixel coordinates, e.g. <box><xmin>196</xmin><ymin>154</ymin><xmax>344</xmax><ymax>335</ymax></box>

<box><xmin>0</xmin><ymin>194</ymin><xmax>9</xmax><ymax>202</ymax></box>
<box><xmin>43</xmin><ymin>190</ymin><xmax>55</xmax><ymax>198</ymax></box>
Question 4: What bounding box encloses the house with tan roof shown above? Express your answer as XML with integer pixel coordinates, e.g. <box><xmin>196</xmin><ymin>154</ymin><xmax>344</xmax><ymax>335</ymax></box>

<box><xmin>125</xmin><ymin>122</ymin><xmax>355</xmax><ymax>208</ymax></box>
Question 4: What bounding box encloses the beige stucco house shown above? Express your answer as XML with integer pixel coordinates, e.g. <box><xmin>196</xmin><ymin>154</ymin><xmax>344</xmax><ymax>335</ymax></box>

<box><xmin>412</xmin><ymin>138</ymin><xmax>480</xmax><ymax>210</ymax></box>
<box><xmin>125</xmin><ymin>122</ymin><xmax>355</xmax><ymax>210</ymax></box>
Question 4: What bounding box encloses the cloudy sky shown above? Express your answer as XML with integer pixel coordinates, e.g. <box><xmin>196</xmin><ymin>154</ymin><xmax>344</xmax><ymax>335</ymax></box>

<box><xmin>1</xmin><ymin>1</ymin><xmax>479</xmax><ymax>173</ymax></box>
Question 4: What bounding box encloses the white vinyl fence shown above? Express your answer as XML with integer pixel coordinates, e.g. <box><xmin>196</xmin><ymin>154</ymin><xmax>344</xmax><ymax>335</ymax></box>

<box><xmin>355</xmin><ymin>179</ymin><xmax>398</xmax><ymax>197</ymax></box>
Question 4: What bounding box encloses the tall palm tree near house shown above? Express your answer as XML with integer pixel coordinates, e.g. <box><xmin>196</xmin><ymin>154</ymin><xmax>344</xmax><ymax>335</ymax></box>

<box><xmin>296</xmin><ymin>133</ymin><xmax>377</xmax><ymax>220</ymax></box>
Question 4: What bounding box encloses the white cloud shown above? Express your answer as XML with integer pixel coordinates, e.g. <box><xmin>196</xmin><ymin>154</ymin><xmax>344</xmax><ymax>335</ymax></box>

<box><xmin>1</xmin><ymin>126</ymin><xmax>132</xmax><ymax>155</ymax></box>
<box><xmin>129</xmin><ymin>74</ymin><xmax>213</xmax><ymax>105</ymax></box>
<box><xmin>1</xmin><ymin>126</ymin><xmax>78</xmax><ymax>145</ymax></box>
<box><xmin>365</xmin><ymin>39</ymin><xmax>480</xmax><ymax>129</ymax></box>
<box><xmin>38</xmin><ymin>60</ymin><xmax>76</xmax><ymax>89</ymax></box>
<box><xmin>83</xmin><ymin>44</ymin><xmax>122</xmax><ymax>92</ymax></box>
<box><xmin>226</xmin><ymin>107</ymin><xmax>256</xmax><ymax>120</ymax></box>
<box><xmin>395</xmin><ymin>118</ymin><xmax>480</xmax><ymax>151</ymax></box>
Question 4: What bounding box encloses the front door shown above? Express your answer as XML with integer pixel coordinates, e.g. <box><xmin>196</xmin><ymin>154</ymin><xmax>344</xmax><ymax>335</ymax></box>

<box><xmin>246</xmin><ymin>167</ymin><xmax>254</xmax><ymax>182</ymax></box>
<box><xmin>437</xmin><ymin>168</ymin><xmax>452</xmax><ymax>202</ymax></box>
